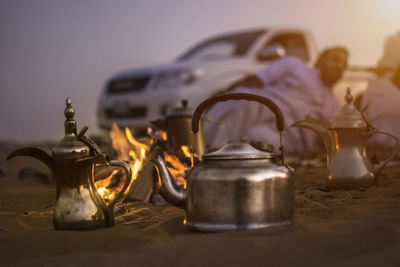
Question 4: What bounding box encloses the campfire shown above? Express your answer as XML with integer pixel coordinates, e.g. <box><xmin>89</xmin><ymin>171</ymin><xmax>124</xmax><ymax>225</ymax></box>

<box><xmin>95</xmin><ymin>123</ymin><xmax>190</xmax><ymax>203</ymax></box>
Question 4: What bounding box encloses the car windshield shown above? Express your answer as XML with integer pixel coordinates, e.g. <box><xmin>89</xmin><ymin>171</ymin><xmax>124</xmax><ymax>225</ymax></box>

<box><xmin>177</xmin><ymin>29</ymin><xmax>267</xmax><ymax>61</ymax></box>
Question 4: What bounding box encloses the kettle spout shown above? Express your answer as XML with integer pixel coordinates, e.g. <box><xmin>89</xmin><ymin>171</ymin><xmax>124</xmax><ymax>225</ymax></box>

<box><xmin>7</xmin><ymin>147</ymin><xmax>55</xmax><ymax>172</ymax></box>
<box><xmin>292</xmin><ymin>116</ymin><xmax>333</xmax><ymax>156</ymax></box>
<box><xmin>151</xmin><ymin>155</ymin><xmax>187</xmax><ymax>207</ymax></box>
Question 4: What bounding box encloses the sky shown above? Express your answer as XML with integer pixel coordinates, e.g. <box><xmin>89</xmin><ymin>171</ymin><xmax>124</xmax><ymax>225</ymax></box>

<box><xmin>1</xmin><ymin>0</ymin><xmax>400</xmax><ymax>142</ymax></box>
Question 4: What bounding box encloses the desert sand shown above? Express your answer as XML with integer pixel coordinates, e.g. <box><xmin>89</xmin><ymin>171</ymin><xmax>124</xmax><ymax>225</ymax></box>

<box><xmin>1</xmin><ymin>141</ymin><xmax>400</xmax><ymax>266</ymax></box>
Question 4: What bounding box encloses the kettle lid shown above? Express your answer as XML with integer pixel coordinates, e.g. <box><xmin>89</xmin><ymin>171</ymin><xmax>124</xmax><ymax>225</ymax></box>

<box><xmin>203</xmin><ymin>141</ymin><xmax>274</xmax><ymax>160</ymax></box>
<box><xmin>329</xmin><ymin>88</ymin><xmax>367</xmax><ymax>129</ymax></box>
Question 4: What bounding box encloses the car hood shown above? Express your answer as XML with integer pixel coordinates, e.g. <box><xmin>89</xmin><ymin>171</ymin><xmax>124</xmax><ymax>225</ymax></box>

<box><xmin>111</xmin><ymin>57</ymin><xmax>254</xmax><ymax>79</ymax></box>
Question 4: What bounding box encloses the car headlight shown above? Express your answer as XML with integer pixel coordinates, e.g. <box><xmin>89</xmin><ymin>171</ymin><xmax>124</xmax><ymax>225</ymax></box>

<box><xmin>154</xmin><ymin>68</ymin><xmax>205</xmax><ymax>89</ymax></box>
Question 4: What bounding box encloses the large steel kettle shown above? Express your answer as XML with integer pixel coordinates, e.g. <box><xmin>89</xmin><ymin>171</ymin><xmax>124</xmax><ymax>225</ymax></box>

<box><xmin>293</xmin><ymin>88</ymin><xmax>400</xmax><ymax>189</ymax></box>
<box><xmin>7</xmin><ymin>98</ymin><xmax>132</xmax><ymax>230</ymax></box>
<box><xmin>152</xmin><ymin>93</ymin><xmax>293</xmax><ymax>231</ymax></box>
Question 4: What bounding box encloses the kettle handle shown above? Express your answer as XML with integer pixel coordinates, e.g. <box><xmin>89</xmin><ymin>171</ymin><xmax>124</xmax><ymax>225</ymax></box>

<box><xmin>191</xmin><ymin>93</ymin><xmax>285</xmax><ymax>156</ymax></box>
<box><xmin>369</xmin><ymin>130</ymin><xmax>400</xmax><ymax>184</ymax></box>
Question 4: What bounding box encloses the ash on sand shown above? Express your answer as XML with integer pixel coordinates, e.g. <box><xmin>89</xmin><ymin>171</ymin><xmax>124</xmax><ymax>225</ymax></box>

<box><xmin>1</xmin><ymin>138</ymin><xmax>400</xmax><ymax>266</ymax></box>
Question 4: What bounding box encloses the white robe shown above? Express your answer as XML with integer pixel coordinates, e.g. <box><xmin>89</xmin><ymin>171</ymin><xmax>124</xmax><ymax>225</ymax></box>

<box><xmin>360</xmin><ymin>78</ymin><xmax>400</xmax><ymax>148</ymax></box>
<box><xmin>204</xmin><ymin>56</ymin><xmax>340</xmax><ymax>155</ymax></box>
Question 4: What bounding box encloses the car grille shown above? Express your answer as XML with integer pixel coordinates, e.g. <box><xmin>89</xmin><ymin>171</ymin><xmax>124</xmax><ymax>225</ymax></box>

<box><xmin>107</xmin><ymin>76</ymin><xmax>151</xmax><ymax>94</ymax></box>
<box><xmin>105</xmin><ymin>106</ymin><xmax>147</xmax><ymax>119</ymax></box>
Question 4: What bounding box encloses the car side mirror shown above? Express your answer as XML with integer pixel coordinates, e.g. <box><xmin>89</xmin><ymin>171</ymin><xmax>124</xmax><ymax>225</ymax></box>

<box><xmin>257</xmin><ymin>44</ymin><xmax>286</xmax><ymax>62</ymax></box>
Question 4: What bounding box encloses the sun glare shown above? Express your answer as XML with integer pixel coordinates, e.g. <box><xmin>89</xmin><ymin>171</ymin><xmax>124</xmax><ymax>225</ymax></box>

<box><xmin>380</xmin><ymin>0</ymin><xmax>400</xmax><ymax>16</ymax></box>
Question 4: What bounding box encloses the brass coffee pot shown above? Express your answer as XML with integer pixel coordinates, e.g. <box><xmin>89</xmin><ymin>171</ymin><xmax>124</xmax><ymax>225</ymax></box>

<box><xmin>151</xmin><ymin>99</ymin><xmax>205</xmax><ymax>158</ymax></box>
<box><xmin>152</xmin><ymin>93</ymin><xmax>293</xmax><ymax>231</ymax></box>
<box><xmin>293</xmin><ymin>88</ymin><xmax>400</xmax><ymax>190</ymax></box>
<box><xmin>7</xmin><ymin>98</ymin><xmax>132</xmax><ymax>230</ymax></box>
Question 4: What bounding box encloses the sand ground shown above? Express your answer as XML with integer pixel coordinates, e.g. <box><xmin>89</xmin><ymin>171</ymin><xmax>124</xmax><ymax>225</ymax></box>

<box><xmin>1</xmin><ymin>142</ymin><xmax>400</xmax><ymax>266</ymax></box>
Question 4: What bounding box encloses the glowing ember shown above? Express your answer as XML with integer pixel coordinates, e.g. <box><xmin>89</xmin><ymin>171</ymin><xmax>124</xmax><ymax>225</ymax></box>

<box><xmin>97</xmin><ymin>187</ymin><xmax>114</xmax><ymax>201</ymax></box>
<box><xmin>95</xmin><ymin>168</ymin><xmax>119</xmax><ymax>201</ymax></box>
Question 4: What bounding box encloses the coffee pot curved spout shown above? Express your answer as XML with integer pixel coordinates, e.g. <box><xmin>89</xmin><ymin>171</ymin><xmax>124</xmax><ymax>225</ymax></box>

<box><xmin>292</xmin><ymin>116</ymin><xmax>334</xmax><ymax>157</ymax></box>
<box><xmin>152</xmin><ymin>155</ymin><xmax>187</xmax><ymax>207</ymax></box>
<box><xmin>7</xmin><ymin>147</ymin><xmax>55</xmax><ymax>172</ymax></box>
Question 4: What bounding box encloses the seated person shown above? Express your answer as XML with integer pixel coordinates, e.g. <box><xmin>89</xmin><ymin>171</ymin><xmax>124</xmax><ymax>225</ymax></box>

<box><xmin>359</xmin><ymin>64</ymin><xmax>400</xmax><ymax>152</ymax></box>
<box><xmin>204</xmin><ymin>46</ymin><xmax>349</xmax><ymax>155</ymax></box>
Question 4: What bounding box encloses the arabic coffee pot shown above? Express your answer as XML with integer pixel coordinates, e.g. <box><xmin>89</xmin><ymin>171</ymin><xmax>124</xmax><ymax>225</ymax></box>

<box><xmin>293</xmin><ymin>88</ymin><xmax>400</xmax><ymax>190</ymax></box>
<box><xmin>7</xmin><ymin>98</ymin><xmax>132</xmax><ymax>230</ymax></box>
<box><xmin>151</xmin><ymin>99</ymin><xmax>206</xmax><ymax>158</ymax></box>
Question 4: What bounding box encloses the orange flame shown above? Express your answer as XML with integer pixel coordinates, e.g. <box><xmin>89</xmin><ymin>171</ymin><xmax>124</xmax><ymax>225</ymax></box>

<box><xmin>164</xmin><ymin>145</ymin><xmax>192</xmax><ymax>189</ymax></box>
<box><xmin>95</xmin><ymin>123</ymin><xmax>149</xmax><ymax>201</ymax></box>
<box><xmin>96</xmin><ymin>124</ymin><xmax>191</xmax><ymax>201</ymax></box>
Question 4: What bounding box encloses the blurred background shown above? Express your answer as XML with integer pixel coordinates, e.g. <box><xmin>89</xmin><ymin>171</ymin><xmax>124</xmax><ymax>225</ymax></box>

<box><xmin>1</xmin><ymin>0</ymin><xmax>400</xmax><ymax>143</ymax></box>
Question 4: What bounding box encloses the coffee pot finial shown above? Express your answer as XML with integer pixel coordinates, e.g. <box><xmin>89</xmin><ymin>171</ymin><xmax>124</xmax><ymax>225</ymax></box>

<box><xmin>64</xmin><ymin>97</ymin><xmax>74</xmax><ymax>119</ymax></box>
<box><xmin>64</xmin><ymin>97</ymin><xmax>77</xmax><ymax>135</ymax></box>
<box><xmin>345</xmin><ymin>87</ymin><xmax>353</xmax><ymax>104</ymax></box>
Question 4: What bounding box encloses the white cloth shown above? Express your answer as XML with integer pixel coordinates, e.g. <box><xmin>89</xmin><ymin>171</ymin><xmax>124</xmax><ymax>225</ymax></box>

<box><xmin>360</xmin><ymin>78</ymin><xmax>400</xmax><ymax>148</ymax></box>
<box><xmin>204</xmin><ymin>56</ymin><xmax>340</xmax><ymax>155</ymax></box>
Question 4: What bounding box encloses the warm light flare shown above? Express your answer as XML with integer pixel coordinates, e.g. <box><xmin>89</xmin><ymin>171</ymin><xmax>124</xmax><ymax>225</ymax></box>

<box><xmin>381</xmin><ymin>0</ymin><xmax>400</xmax><ymax>12</ymax></box>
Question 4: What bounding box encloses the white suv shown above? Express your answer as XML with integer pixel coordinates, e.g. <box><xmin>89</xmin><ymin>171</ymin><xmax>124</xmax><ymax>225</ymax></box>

<box><xmin>97</xmin><ymin>27</ymin><xmax>318</xmax><ymax>132</ymax></box>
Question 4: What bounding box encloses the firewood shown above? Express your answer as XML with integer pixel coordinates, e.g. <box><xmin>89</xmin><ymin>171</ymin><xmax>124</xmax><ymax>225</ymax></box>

<box><xmin>125</xmin><ymin>160</ymin><xmax>157</xmax><ymax>203</ymax></box>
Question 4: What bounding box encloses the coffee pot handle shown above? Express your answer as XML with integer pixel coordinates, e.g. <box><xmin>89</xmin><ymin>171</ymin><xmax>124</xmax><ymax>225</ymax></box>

<box><xmin>92</xmin><ymin>155</ymin><xmax>133</xmax><ymax>207</ymax></box>
<box><xmin>369</xmin><ymin>130</ymin><xmax>400</xmax><ymax>183</ymax></box>
<box><xmin>103</xmin><ymin>160</ymin><xmax>133</xmax><ymax>207</ymax></box>
<box><xmin>191</xmin><ymin>93</ymin><xmax>285</xmax><ymax>157</ymax></box>
<box><xmin>74</xmin><ymin>155</ymin><xmax>132</xmax><ymax>207</ymax></box>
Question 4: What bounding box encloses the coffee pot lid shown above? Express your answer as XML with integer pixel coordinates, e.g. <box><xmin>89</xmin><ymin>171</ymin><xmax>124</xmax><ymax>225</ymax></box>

<box><xmin>203</xmin><ymin>141</ymin><xmax>274</xmax><ymax>160</ymax></box>
<box><xmin>52</xmin><ymin>98</ymin><xmax>90</xmax><ymax>159</ymax></box>
<box><xmin>168</xmin><ymin>100</ymin><xmax>194</xmax><ymax>118</ymax></box>
<box><xmin>329</xmin><ymin>88</ymin><xmax>367</xmax><ymax>129</ymax></box>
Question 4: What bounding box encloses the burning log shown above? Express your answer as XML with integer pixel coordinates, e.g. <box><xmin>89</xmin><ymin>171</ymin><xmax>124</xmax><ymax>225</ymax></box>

<box><xmin>125</xmin><ymin>155</ymin><xmax>158</xmax><ymax>203</ymax></box>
